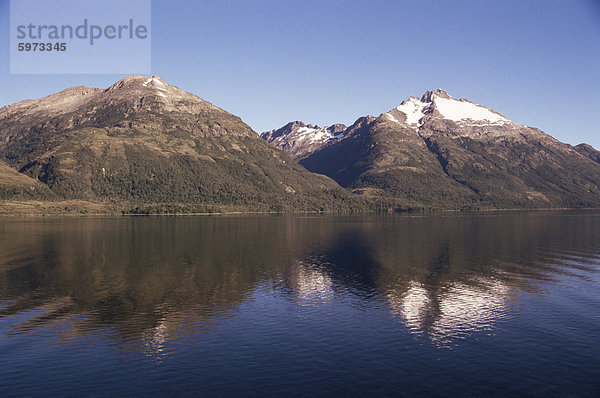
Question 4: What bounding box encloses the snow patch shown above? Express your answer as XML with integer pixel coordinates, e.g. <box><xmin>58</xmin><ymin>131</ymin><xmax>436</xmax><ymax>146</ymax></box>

<box><xmin>396</xmin><ymin>97</ymin><xmax>428</xmax><ymax>126</ymax></box>
<box><xmin>391</xmin><ymin>92</ymin><xmax>511</xmax><ymax>129</ymax></box>
<box><xmin>386</xmin><ymin>113</ymin><xmax>399</xmax><ymax>123</ymax></box>
<box><xmin>143</xmin><ymin>77</ymin><xmax>167</xmax><ymax>90</ymax></box>
<box><xmin>297</xmin><ymin>127</ymin><xmax>331</xmax><ymax>143</ymax></box>
<box><xmin>434</xmin><ymin>98</ymin><xmax>508</xmax><ymax>124</ymax></box>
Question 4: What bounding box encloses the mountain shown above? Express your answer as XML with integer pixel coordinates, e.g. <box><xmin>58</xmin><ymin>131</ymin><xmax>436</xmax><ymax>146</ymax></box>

<box><xmin>265</xmin><ymin>89</ymin><xmax>600</xmax><ymax>208</ymax></box>
<box><xmin>0</xmin><ymin>76</ymin><xmax>355</xmax><ymax>213</ymax></box>
<box><xmin>260</xmin><ymin>121</ymin><xmax>347</xmax><ymax>160</ymax></box>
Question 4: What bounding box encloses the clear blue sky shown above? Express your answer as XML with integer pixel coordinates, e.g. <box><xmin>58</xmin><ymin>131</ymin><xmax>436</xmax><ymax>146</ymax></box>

<box><xmin>1</xmin><ymin>0</ymin><xmax>599</xmax><ymax>147</ymax></box>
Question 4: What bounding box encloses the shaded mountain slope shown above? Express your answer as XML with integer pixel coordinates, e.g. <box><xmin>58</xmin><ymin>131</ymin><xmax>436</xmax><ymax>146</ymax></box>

<box><xmin>574</xmin><ymin>143</ymin><xmax>600</xmax><ymax>164</ymax></box>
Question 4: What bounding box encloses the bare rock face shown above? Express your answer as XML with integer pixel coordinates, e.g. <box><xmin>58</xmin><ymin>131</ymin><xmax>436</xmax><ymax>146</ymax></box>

<box><xmin>0</xmin><ymin>76</ymin><xmax>351</xmax><ymax>211</ymax></box>
<box><xmin>268</xmin><ymin>90</ymin><xmax>600</xmax><ymax>208</ymax></box>
<box><xmin>420</xmin><ymin>89</ymin><xmax>452</xmax><ymax>102</ymax></box>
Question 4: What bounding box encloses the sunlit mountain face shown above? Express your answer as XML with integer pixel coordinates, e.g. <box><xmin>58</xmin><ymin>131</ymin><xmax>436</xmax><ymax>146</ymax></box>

<box><xmin>0</xmin><ymin>76</ymin><xmax>353</xmax><ymax>212</ymax></box>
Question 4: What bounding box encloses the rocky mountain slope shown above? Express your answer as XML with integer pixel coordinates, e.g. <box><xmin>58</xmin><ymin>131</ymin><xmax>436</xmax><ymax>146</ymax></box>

<box><xmin>0</xmin><ymin>76</ymin><xmax>354</xmax><ymax>212</ymax></box>
<box><xmin>265</xmin><ymin>90</ymin><xmax>600</xmax><ymax>208</ymax></box>
<box><xmin>574</xmin><ymin>143</ymin><xmax>600</xmax><ymax>164</ymax></box>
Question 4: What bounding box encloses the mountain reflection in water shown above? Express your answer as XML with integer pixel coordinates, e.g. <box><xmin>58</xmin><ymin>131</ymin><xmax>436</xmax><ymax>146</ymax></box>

<box><xmin>1</xmin><ymin>213</ymin><xmax>598</xmax><ymax>354</ymax></box>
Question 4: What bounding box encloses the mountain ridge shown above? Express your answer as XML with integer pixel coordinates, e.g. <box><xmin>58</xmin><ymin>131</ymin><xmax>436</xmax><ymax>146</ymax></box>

<box><xmin>263</xmin><ymin>89</ymin><xmax>600</xmax><ymax>208</ymax></box>
<box><xmin>0</xmin><ymin>76</ymin><xmax>359</xmax><ymax>213</ymax></box>
<box><xmin>2</xmin><ymin>80</ymin><xmax>598</xmax><ymax>214</ymax></box>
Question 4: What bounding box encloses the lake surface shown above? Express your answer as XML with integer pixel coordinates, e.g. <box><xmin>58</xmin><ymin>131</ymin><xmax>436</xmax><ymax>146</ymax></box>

<box><xmin>0</xmin><ymin>212</ymin><xmax>599</xmax><ymax>396</ymax></box>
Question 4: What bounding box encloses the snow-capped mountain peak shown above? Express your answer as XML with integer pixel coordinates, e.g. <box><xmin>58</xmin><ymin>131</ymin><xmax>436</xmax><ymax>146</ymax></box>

<box><xmin>386</xmin><ymin>89</ymin><xmax>511</xmax><ymax>129</ymax></box>
<box><xmin>264</xmin><ymin>89</ymin><xmax>519</xmax><ymax>161</ymax></box>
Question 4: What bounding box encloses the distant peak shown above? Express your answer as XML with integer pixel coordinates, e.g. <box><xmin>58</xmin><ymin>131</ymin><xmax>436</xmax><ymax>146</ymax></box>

<box><xmin>421</xmin><ymin>89</ymin><xmax>452</xmax><ymax>102</ymax></box>
<box><xmin>284</xmin><ymin>121</ymin><xmax>307</xmax><ymax>129</ymax></box>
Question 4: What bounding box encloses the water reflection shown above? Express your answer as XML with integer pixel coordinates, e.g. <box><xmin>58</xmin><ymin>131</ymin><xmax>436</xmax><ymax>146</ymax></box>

<box><xmin>387</xmin><ymin>278</ymin><xmax>512</xmax><ymax>345</ymax></box>
<box><xmin>286</xmin><ymin>260</ymin><xmax>334</xmax><ymax>304</ymax></box>
<box><xmin>0</xmin><ymin>212</ymin><xmax>599</xmax><ymax>352</ymax></box>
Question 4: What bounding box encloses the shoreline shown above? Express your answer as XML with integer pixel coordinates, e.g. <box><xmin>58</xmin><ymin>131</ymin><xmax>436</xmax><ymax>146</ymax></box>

<box><xmin>1</xmin><ymin>199</ymin><xmax>598</xmax><ymax>217</ymax></box>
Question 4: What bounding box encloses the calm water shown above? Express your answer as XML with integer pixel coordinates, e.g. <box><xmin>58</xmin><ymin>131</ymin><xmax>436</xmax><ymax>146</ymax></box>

<box><xmin>0</xmin><ymin>212</ymin><xmax>599</xmax><ymax>396</ymax></box>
